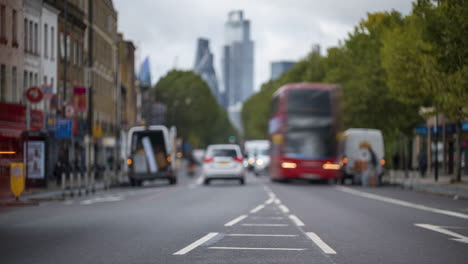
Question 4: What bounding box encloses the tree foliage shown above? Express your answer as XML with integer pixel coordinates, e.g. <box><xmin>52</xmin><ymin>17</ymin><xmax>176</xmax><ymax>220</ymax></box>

<box><xmin>153</xmin><ymin>70</ymin><xmax>238</xmax><ymax>148</ymax></box>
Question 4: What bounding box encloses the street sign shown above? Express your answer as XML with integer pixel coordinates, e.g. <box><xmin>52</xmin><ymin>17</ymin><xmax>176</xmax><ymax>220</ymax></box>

<box><xmin>10</xmin><ymin>163</ymin><xmax>25</xmax><ymax>198</ymax></box>
<box><xmin>65</xmin><ymin>105</ymin><xmax>75</xmax><ymax>119</ymax></box>
<box><xmin>55</xmin><ymin>118</ymin><xmax>73</xmax><ymax>139</ymax></box>
<box><xmin>25</xmin><ymin>86</ymin><xmax>44</xmax><ymax>103</ymax></box>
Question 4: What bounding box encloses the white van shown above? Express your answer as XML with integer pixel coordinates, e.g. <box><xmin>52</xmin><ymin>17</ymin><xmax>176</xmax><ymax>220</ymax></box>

<box><xmin>341</xmin><ymin>128</ymin><xmax>385</xmax><ymax>184</ymax></box>
<box><xmin>126</xmin><ymin>125</ymin><xmax>177</xmax><ymax>186</ymax></box>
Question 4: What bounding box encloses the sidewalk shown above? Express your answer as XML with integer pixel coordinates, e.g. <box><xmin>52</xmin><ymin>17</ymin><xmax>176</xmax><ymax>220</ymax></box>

<box><xmin>0</xmin><ymin>171</ymin><xmax>128</xmax><ymax>206</ymax></box>
<box><xmin>384</xmin><ymin>170</ymin><xmax>468</xmax><ymax>199</ymax></box>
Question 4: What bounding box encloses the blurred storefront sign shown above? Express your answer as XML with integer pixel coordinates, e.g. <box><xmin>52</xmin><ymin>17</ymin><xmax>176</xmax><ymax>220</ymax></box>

<box><xmin>73</xmin><ymin>87</ymin><xmax>87</xmax><ymax>112</ymax></box>
<box><xmin>55</xmin><ymin>118</ymin><xmax>73</xmax><ymax>139</ymax></box>
<box><xmin>45</xmin><ymin>115</ymin><xmax>57</xmax><ymax>131</ymax></box>
<box><xmin>50</xmin><ymin>94</ymin><xmax>59</xmax><ymax>110</ymax></box>
<box><xmin>93</xmin><ymin>124</ymin><xmax>103</xmax><ymax>139</ymax></box>
<box><xmin>41</xmin><ymin>85</ymin><xmax>53</xmax><ymax>100</ymax></box>
<box><xmin>24</xmin><ymin>141</ymin><xmax>45</xmax><ymax>179</ymax></box>
<box><xmin>0</xmin><ymin>103</ymin><xmax>43</xmax><ymax>138</ymax></box>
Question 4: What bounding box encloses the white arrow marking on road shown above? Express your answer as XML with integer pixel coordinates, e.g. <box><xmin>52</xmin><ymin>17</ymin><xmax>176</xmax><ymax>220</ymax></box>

<box><xmin>306</xmin><ymin>232</ymin><xmax>337</xmax><ymax>254</ymax></box>
<box><xmin>288</xmin><ymin>214</ymin><xmax>305</xmax><ymax>226</ymax></box>
<box><xmin>173</xmin><ymin>232</ymin><xmax>219</xmax><ymax>255</ymax></box>
<box><xmin>242</xmin><ymin>223</ymin><xmax>289</xmax><ymax>227</ymax></box>
<box><xmin>336</xmin><ymin>186</ymin><xmax>468</xmax><ymax>220</ymax></box>
<box><xmin>265</xmin><ymin>197</ymin><xmax>275</xmax><ymax>204</ymax></box>
<box><xmin>225</xmin><ymin>215</ymin><xmax>248</xmax><ymax>226</ymax></box>
<box><xmin>274</xmin><ymin>198</ymin><xmax>281</xmax><ymax>204</ymax></box>
<box><xmin>80</xmin><ymin>196</ymin><xmax>124</xmax><ymax>205</ymax></box>
<box><xmin>415</xmin><ymin>224</ymin><xmax>468</xmax><ymax>244</ymax></box>
<box><xmin>250</xmin><ymin>204</ymin><xmax>265</xmax><ymax>213</ymax></box>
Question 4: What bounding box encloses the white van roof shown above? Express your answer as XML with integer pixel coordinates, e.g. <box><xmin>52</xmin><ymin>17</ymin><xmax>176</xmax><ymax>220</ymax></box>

<box><xmin>127</xmin><ymin>125</ymin><xmax>171</xmax><ymax>156</ymax></box>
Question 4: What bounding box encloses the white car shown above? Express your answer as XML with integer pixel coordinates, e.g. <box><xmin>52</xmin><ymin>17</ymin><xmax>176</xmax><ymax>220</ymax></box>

<box><xmin>202</xmin><ymin>144</ymin><xmax>245</xmax><ymax>185</ymax></box>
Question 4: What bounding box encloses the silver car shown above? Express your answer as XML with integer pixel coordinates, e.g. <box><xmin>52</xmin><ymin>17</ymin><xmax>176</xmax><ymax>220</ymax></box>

<box><xmin>202</xmin><ymin>144</ymin><xmax>245</xmax><ymax>185</ymax></box>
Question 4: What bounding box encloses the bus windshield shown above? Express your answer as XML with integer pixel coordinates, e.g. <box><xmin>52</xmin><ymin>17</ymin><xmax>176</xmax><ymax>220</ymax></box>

<box><xmin>284</xmin><ymin>126</ymin><xmax>334</xmax><ymax>158</ymax></box>
<box><xmin>287</xmin><ymin>89</ymin><xmax>331</xmax><ymax>116</ymax></box>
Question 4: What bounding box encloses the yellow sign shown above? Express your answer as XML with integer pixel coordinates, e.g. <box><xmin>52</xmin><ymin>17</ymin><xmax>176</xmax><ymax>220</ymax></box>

<box><xmin>272</xmin><ymin>134</ymin><xmax>284</xmax><ymax>145</ymax></box>
<box><xmin>10</xmin><ymin>163</ymin><xmax>25</xmax><ymax>198</ymax></box>
<box><xmin>93</xmin><ymin>124</ymin><xmax>102</xmax><ymax>138</ymax></box>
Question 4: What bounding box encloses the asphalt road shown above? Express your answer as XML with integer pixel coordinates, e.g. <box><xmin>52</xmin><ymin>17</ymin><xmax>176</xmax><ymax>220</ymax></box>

<box><xmin>1</xmin><ymin>167</ymin><xmax>467</xmax><ymax>264</ymax></box>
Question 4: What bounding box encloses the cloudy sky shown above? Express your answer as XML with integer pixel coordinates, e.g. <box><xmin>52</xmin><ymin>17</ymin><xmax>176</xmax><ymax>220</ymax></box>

<box><xmin>113</xmin><ymin>0</ymin><xmax>413</xmax><ymax>91</ymax></box>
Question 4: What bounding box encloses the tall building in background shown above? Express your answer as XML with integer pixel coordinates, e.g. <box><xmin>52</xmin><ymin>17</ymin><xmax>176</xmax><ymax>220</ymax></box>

<box><xmin>193</xmin><ymin>38</ymin><xmax>220</xmax><ymax>105</ymax></box>
<box><xmin>221</xmin><ymin>10</ymin><xmax>254</xmax><ymax>108</ymax></box>
<box><xmin>117</xmin><ymin>33</ymin><xmax>137</xmax><ymax>129</ymax></box>
<box><xmin>271</xmin><ymin>61</ymin><xmax>295</xmax><ymax>80</ymax></box>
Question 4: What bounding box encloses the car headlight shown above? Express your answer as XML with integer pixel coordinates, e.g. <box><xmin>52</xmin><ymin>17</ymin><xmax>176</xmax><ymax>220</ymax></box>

<box><xmin>256</xmin><ymin>159</ymin><xmax>264</xmax><ymax>166</ymax></box>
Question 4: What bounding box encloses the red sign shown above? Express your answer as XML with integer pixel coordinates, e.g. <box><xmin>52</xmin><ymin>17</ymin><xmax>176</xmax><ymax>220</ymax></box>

<box><xmin>73</xmin><ymin>87</ymin><xmax>86</xmax><ymax>112</ymax></box>
<box><xmin>25</xmin><ymin>87</ymin><xmax>44</xmax><ymax>103</ymax></box>
<box><xmin>0</xmin><ymin>103</ymin><xmax>43</xmax><ymax>138</ymax></box>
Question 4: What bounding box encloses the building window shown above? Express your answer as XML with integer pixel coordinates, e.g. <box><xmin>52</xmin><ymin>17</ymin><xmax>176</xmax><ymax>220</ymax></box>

<box><xmin>51</xmin><ymin>27</ymin><xmax>55</xmax><ymax>59</ymax></box>
<box><xmin>0</xmin><ymin>5</ymin><xmax>6</xmax><ymax>44</ymax></box>
<box><xmin>43</xmin><ymin>75</ymin><xmax>47</xmax><ymax>86</ymax></box>
<box><xmin>24</xmin><ymin>19</ymin><xmax>27</xmax><ymax>51</ymax></box>
<box><xmin>12</xmin><ymin>67</ymin><xmax>17</xmax><ymax>102</ymax></box>
<box><xmin>44</xmin><ymin>24</ymin><xmax>48</xmax><ymax>58</ymax></box>
<box><xmin>0</xmin><ymin>65</ymin><xmax>5</xmax><ymax>101</ymax></box>
<box><xmin>59</xmin><ymin>32</ymin><xmax>63</xmax><ymax>59</ymax></box>
<box><xmin>34</xmin><ymin>73</ymin><xmax>38</xmax><ymax>86</ymax></box>
<box><xmin>23</xmin><ymin>71</ymin><xmax>28</xmax><ymax>92</ymax></box>
<box><xmin>12</xmin><ymin>10</ymin><xmax>18</xmax><ymax>47</ymax></box>
<box><xmin>74</xmin><ymin>40</ymin><xmax>78</xmax><ymax>65</ymax></box>
<box><xmin>29</xmin><ymin>72</ymin><xmax>33</xmax><ymax>88</ymax></box>
<box><xmin>34</xmin><ymin>23</ymin><xmax>38</xmax><ymax>55</ymax></box>
<box><xmin>51</xmin><ymin>77</ymin><xmax>54</xmax><ymax>91</ymax></box>
<box><xmin>29</xmin><ymin>21</ymin><xmax>32</xmax><ymax>52</ymax></box>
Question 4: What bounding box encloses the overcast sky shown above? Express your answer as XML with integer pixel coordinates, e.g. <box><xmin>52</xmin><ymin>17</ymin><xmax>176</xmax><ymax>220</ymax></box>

<box><xmin>113</xmin><ymin>0</ymin><xmax>413</xmax><ymax>91</ymax></box>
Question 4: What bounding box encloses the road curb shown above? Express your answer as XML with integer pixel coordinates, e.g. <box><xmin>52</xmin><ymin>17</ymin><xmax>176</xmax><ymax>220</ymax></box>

<box><xmin>0</xmin><ymin>200</ymin><xmax>39</xmax><ymax>207</ymax></box>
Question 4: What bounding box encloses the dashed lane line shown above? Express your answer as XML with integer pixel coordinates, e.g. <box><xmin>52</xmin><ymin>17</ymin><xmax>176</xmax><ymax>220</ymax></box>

<box><xmin>224</xmin><ymin>215</ymin><xmax>248</xmax><ymax>227</ymax></box>
<box><xmin>173</xmin><ymin>233</ymin><xmax>219</xmax><ymax>255</ymax></box>
<box><xmin>226</xmin><ymin>234</ymin><xmax>298</xmax><ymax>237</ymax></box>
<box><xmin>209</xmin><ymin>247</ymin><xmax>307</xmax><ymax>251</ymax></box>
<box><xmin>306</xmin><ymin>232</ymin><xmax>337</xmax><ymax>254</ymax></box>
<box><xmin>279</xmin><ymin>205</ymin><xmax>290</xmax><ymax>213</ymax></box>
<box><xmin>288</xmin><ymin>214</ymin><xmax>305</xmax><ymax>227</ymax></box>
<box><xmin>336</xmin><ymin>186</ymin><xmax>468</xmax><ymax>220</ymax></box>
<box><xmin>242</xmin><ymin>223</ymin><xmax>289</xmax><ymax>227</ymax></box>
<box><xmin>250</xmin><ymin>204</ymin><xmax>265</xmax><ymax>213</ymax></box>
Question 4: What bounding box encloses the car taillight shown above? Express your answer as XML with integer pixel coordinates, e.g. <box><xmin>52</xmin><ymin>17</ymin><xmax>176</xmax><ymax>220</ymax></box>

<box><xmin>126</xmin><ymin>158</ymin><xmax>133</xmax><ymax>166</ymax></box>
<box><xmin>233</xmin><ymin>157</ymin><xmax>243</xmax><ymax>162</ymax></box>
<box><xmin>204</xmin><ymin>157</ymin><xmax>214</xmax><ymax>163</ymax></box>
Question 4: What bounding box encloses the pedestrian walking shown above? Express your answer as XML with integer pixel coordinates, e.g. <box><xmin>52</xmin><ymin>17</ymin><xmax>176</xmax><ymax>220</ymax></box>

<box><xmin>418</xmin><ymin>152</ymin><xmax>427</xmax><ymax>177</ymax></box>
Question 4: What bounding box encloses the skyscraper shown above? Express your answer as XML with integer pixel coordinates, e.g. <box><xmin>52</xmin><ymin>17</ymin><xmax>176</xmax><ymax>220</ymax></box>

<box><xmin>271</xmin><ymin>61</ymin><xmax>296</xmax><ymax>80</ymax></box>
<box><xmin>193</xmin><ymin>38</ymin><xmax>220</xmax><ymax>104</ymax></box>
<box><xmin>221</xmin><ymin>10</ymin><xmax>254</xmax><ymax>108</ymax></box>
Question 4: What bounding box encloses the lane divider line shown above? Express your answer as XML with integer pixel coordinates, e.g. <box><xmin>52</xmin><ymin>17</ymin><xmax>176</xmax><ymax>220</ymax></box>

<box><xmin>288</xmin><ymin>214</ymin><xmax>305</xmax><ymax>227</ymax></box>
<box><xmin>224</xmin><ymin>215</ymin><xmax>248</xmax><ymax>227</ymax></box>
<box><xmin>274</xmin><ymin>198</ymin><xmax>281</xmax><ymax>204</ymax></box>
<box><xmin>226</xmin><ymin>234</ymin><xmax>298</xmax><ymax>237</ymax></box>
<box><xmin>242</xmin><ymin>223</ymin><xmax>289</xmax><ymax>227</ymax></box>
<box><xmin>279</xmin><ymin>205</ymin><xmax>290</xmax><ymax>213</ymax></box>
<box><xmin>265</xmin><ymin>197</ymin><xmax>275</xmax><ymax>204</ymax></box>
<box><xmin>306</xmin><ymin>232</ymin><xmax>337</xmax><ymax>254</ymax></box>
<box><xmin>173</xmin><ymin>232</ymin><xmax>219</xmax><ymax>255</ymax></box>
<box><xmin>209</xmin><ymin>247</ymin><xmax>306</xmax><ymax>251</ymax></box>
<box><xmin>250</xmin><ymin>204</ymin><xmax>265</xmax><ymax>213</ymax></box>
<box><xmin>336</xmin><ymin>186</ymin><xmax>468</xmax><ymax>220</ymax></box>
<box><xmin>250</xmin><ymin>216</ymin><xmax>284</xmax><ymax>220</ymax></box>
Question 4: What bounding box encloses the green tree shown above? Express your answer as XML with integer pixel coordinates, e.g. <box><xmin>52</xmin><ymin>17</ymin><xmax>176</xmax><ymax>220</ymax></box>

<box><xmin>153</xmin><ymin>70</ymin><xmax>238</xmax><ymax>148</ymax></box>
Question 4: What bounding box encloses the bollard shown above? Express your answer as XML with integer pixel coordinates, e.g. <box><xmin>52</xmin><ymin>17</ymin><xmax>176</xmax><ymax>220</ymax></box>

<box><xmin>77</xmin><ymin>172</ymin><xmax>82</xmax><ymax>196</ymax></box>
<box><xmin>84</xmin><ymin>170</ymin><xmax>89</xmax><ymax>195</ymax></box>
<box><xmin>105</xmin><ymin>169</ymin><xmax>110</xmax><ymax>190</ymax></box>
<box><xmin>90</xmin><ymin>169</ymin><xmax>95</xmax><ymax>193</ymax></box>
<box><xmin>61</xmin><ymin>172</ymin><xmax>66</xmax><ymax>198</ymax></box>
<box><xmin>69</xmin><ymin>171</ymin><xmax>74</xmax><ymax>197</ymax></box>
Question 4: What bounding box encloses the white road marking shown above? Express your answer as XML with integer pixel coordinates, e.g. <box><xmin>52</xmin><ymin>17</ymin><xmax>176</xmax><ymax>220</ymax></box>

<box><xmin>265</xmin><ymin>197</ymin><xmax>275</xmax><ymax>204</ymax></box>
<box><xmin>274</xmin><ymin>198</ymin><xmax>281</xmax><ymax>204</ymax></box>
<box><xmin>196</xmin><ymin>176</ymin><xmax>204</xmax><ymax>185</ymax></box>
<box><xmin>242</xmin><ymin>224</ymin><xmax>289</xmax><ymax>227</ymax></box>
<box><xmin>250</xmin><ymin>216</ymin><xmax>284</xmax><ymax>220</ymax></box>
<box><xmin>279</xmin><ymin>205</ymin><xmax>290</xmax><ymax>213</ymax></box>
<box><xmin>224</xmin><ymin>215</ymin><xmax>248</xmax><ymax>226</ymax></box>
<box><xmin>80</xmin><ymin>196</ymin><xmax>124</xmax><ymax>205</ymax></box>
<box><xmin>173</xmin><ymin>232</ymin><xmax>219</xmax><ymax>255</ymax></box>
<box><xmin>226</xmin><ymin>234</ymin><xmax>298</xmax><ymax>237</ymax></box>
<box><xmin>63</xmin><ymin>200</ymin><xmax>74</xmax><ymax>205</ymax></box>
<box><xmin>250</xmin><ymin>204</ymin><xmax>265</xmax><ymax>213</ymax></box>
<box><xmin>336</xmin><ymin>186</ymin><xmax>468</xmax><ymax>220</ymax></box>
<box><xmin>209</xmin><ymin>247</ymin><xmax>306</xmax><ymax>251</ymax></box>
<box><xmin>306</xmin><ymin>232</ymin><xmax>337</xmax><ymax>254</ymax></box>
<box><xmin>415</xmin><ymin>224</ymin><xmax>468</xmax><ymax>244</ymax></box>
<box><xmin>268</xmin><ymin>192</ymin><xmax>276</xmax><ymax>199</ymax></box>
<box><xmin>288</xmin><ymin>214</ymin><xmax>305</xmax><ymax>227</ymax></box>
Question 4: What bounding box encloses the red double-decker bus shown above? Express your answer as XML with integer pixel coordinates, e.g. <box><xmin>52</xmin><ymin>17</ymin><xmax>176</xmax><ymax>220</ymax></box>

<box><xmin>268</xmin><ymin>83</ymin><xmax>342</xmax><ymax>182</ymax></box>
